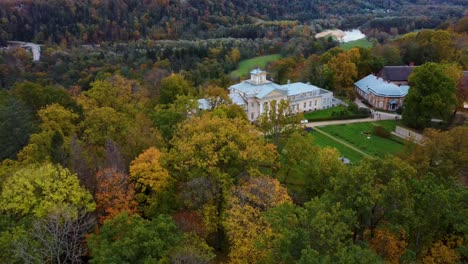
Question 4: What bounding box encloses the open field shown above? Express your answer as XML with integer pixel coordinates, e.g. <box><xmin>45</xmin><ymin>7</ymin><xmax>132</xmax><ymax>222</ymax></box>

<box><xmin>230</xmin><ymin>54</ymin><xmax>282</xmax><ymax>78</ymax></box>
<box><xmin>311</xmin><ymin>120</ymin><xmax>405</xmax><ymax>162</ymax></box>
<box><xmin>340</xmin><ymin>38</ymin><xmax>373</xmax><ymax>50</ymax></box>
<box><xmin>304</xmin><ymin>105</ymin><xmax>346</xmax><ymax>119</ymax></box>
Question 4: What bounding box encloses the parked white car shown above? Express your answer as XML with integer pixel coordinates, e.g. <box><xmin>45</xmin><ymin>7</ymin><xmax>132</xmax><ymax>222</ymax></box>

<box><xmin>300</xmin><ymin>119</ymin><xmax>309</xmax><ymax>124</ymax></box>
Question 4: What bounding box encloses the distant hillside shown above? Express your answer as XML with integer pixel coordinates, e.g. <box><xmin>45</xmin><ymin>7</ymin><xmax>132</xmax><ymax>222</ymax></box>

<box><xmin>0</xmin><ymin>0</ymin><xmax>465</xmax><ymax>45</ymax></box>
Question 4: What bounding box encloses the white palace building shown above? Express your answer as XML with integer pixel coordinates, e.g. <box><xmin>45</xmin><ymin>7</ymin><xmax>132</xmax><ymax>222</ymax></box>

<box><xmin>227</xmin><ymin>69</ymin><xmax>335</xmax><ymax>121</ymax></box>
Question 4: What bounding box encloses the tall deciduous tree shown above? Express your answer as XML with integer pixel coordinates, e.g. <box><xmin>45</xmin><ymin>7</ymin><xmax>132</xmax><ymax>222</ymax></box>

<box><xmin>256</xmin><ymin>99</ymin><xmax>302</xmax><ymax>149</ymax></box>
<box><xmin>404</xmin><ymin>127</ymin><xmax>468</xmax><ymax>181</ymax></box>
<box><xmin>203</xmin><ymin>85</ymin><xmax>231</xmax><ymax>110</ymax></box>
<box><xmin>224</xmin><ymin>175</ymin><xmax>291</xmax><ymax>263</ymax></box>
<box><xmin>129</xmin><ymin>147</ymin><xmax>173</xmax><ymax>216</ymax></box>
<box><xmin>0</xmin><ymin>163</ymin><xmax>95</xmax><ymax>218</ymax></box>
<box><xmin>87</xmin><ymin>213</ymin><xmax>183</xmax><ymax>263</ymax></box>
<box><xmin>166</xmin><ymin>114</ymin><xmax>278</xmax><ymax>249</ymax></box>
<box><xmin>402</xmin><ymin>62</ymin><xmax>457</xmax><ymax>129</ymax></box>
<box><xmin>159</xmin><ymin>74</ymin><xmax>191</xmax><ymax>104</ymax></box>
<box><xmin>95</xmin><ymin>168</ymin><xmax>139</xmax><ymax>223</ymax></box>
<box><xmin>13</xmin><ymin>209</ymin><xmax>95</xmax><ymax>264</ymax></box>
<box><xmin>327</xmin><ymin>51</ymin><xmax>358</xmax><ymax>98</ymax></box>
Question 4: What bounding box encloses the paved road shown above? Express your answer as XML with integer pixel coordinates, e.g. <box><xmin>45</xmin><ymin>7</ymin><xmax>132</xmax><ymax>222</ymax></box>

<box><xmin>7</xmin><ymin>41</ymin><xmax>41</xmax><ymax>61</ymax></box>
<box><xmin>305</xmin><ymin>117</ymin><xmax>376</xmax><ymax>127</ymax></box>
<box><xmin>305</xmin><ymin>114</ymin><xmax>398</xmax><ymax>128</ymax></box>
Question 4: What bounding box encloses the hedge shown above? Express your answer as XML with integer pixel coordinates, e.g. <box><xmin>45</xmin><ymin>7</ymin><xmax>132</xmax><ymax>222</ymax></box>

<box><xmin>307</xmin><ymin>113</ymin><xmax>370</xmax><ymax>122</ymax></box>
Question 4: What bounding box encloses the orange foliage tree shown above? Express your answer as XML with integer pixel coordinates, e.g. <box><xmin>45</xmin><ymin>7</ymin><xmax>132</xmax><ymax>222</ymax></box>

<box><xmin>95</xmin><ymin>168</ymin><xmax>139</xmax><ymax>223</ymax></box>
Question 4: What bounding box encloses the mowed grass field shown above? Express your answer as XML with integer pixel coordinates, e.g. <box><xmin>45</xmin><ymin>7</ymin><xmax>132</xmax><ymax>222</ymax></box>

<box><xmin>303</xmin><ymin>105</ymin><xmax>346</xmax><ymax>119</ymax></box>
<box><xmin>230</xmin><ymin>54</ymin><xmax>282</xmax><ymax>78</ymax></box>
<box><xmin>310</xmin><ymin>130</ymin><xmax>365</xmax><ymax>163</ymax></box>
<box><xmin>311</xmin><ymin>120</ymin><xmax>405</xmax><ymax>162</ymax></box>
<box><xmin>340</xmin><ymin>38</ymin><xmax>373</xmax><ymax>50</ymax></box>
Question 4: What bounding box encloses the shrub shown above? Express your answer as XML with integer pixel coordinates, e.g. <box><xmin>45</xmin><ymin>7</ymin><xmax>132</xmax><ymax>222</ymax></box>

<box><xmin>373</xmin><ymin>125</ymin><xmax>391</xmax><ymax>138</ymax></box>
<box><xmin>307</xmin><ymin>113</ymin><xmax>370</xmax><ymax>122</ymax></box>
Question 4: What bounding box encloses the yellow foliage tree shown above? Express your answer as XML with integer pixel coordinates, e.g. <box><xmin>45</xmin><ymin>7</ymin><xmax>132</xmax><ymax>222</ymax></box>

<box><xmin>130</xmin><ymin>147</ymin><xmax>171</xmax><ymax>193</ymax></box>
<box><xmin>369</xmin><ymin>228</ymin><xmax>408</xmax><ymax>264</ymax></box>
<box><xmin>224</xmin><ymin>176</ymin><xmax>291</xmax><ymax>263</ymax></box>
<box><xmin>422</xmin><ymin>235</ymin><xmax>462</xmax><ymax>264</ymax></box>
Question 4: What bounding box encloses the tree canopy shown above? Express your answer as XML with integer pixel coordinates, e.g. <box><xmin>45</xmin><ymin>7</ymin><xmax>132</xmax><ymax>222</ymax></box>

<box><xmin>402</xmin><ymin>62</ymin><xmax>458</xmax><ymax>129</ymax></box>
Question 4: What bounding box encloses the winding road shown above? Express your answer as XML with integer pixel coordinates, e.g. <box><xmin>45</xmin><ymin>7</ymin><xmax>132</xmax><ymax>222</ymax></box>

<box><xmin>7</xmin><ymin>41</ymin><xmax>42</xmax><ymax>62</ymax></box>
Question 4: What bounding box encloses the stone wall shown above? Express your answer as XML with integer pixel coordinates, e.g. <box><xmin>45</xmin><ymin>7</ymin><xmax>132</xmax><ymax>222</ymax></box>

<box><xmin>393</xmin><ymin>126</ymin><xmax>423</xmax><ymax>143</ymax></box>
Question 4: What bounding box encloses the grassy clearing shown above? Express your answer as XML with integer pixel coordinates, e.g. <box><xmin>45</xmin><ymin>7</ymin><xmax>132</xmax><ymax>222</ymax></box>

<box><xmin>340</xmin><ymin>38</ymin><xmax>373</xmax><ymax>50</ymax></box>
<box><xmin>230</xmin><ymin>54</ymin><xmax>282</xmax><ymax>78</ymax></box>
<box><xmin>304</xmin><ymin>105</ymin><xmax>346</xmax><ymax>119</ymax></box>
<box><xmin>318</xmin><ymin>120</ymin><xmax>404</xmax><ymax>158</ymax></box>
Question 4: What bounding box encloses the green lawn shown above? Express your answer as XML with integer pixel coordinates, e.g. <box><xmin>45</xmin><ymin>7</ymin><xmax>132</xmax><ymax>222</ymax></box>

<box><xmin>340</xmin><ymin>38</ymin><xmax>373</xmax><ymax>50</ymax></box>
<box><xmin>317</xmin><ymin>120</ymin><xmax>405</xmax><ymax>159</ymax></box>
<box><xmin>310</xmin><ymin>130</ymin><xmax>365</xmax><ymax>163</ymax></box>
<box><xmin>230</xmin><ymin>54</ymin><xmax>282</xmax><ymax>78</ymax></box>
<box><xmin>304</xmin><ymin>105</ymin><xmax>346</xmax><ymax>119</ymax></box>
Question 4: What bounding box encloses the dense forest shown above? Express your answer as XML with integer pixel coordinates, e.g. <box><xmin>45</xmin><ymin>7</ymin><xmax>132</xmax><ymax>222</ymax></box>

<box><xmin>0</xmin><ymin>1</ymin><xmax>467</xmax><ymax>263</ymax></box>
<box><xmin>0</xmin><ymin>0</ymin><xmax>465</xmax><ymax>45</ymax></box>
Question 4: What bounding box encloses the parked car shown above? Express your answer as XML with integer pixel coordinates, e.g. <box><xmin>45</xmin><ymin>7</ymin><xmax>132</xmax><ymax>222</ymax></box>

<box><xmin>300</xmin><ymin>119</ymin><xmax>309</xmax><ymax>124</ymax></box>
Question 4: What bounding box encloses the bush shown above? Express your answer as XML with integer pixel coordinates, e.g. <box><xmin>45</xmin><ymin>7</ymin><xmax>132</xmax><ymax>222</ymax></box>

<box><xmin>347</xmin><ymin>102</ymin><xmax>359</xmax><ymax>113</ymax></box>
<box><xmin>357</xmin><ymin>107</ymin><xmax>371</xmax><ymax>115</ymax></box>
<box><xmin>373</xmin><ymin>125</ymin><xmax>391</xmax><ymax>138</ymax></box>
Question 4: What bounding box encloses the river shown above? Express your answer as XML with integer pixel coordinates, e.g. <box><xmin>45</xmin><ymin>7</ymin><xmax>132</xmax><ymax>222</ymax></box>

<box><xmin>341</xmin><ymin>29</ymin><xmax>366</xmax><ymax>43</ymax></box>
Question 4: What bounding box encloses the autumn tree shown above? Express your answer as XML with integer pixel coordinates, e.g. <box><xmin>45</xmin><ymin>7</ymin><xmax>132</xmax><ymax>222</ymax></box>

<box><xmin>229</xmin><ymin>48</ymin><xmax>241</xmax><ymax>65</ymax></box>
<box><xmin>210</xmin><ymin>104</ymin><xmax>248</xmax><ymax>120</ymax></box>
<box><xmin>203</xmin><ymin>85</ymin><xmax>231</xmax><ymax>110</ymax></box>
<box><xmin>0</xmin><ymin>163</ymin><xmax>96</xmax><ymax>264</ymax></box>
<box><xmin>95</xmin><ymin>168</ymin><xmax>139</xmax><ymax>223</ymax></box>
<box><xmin>129</xmin><ymin>147</ymin><xmax>173</xmax><ymax>216</ymax></box>
<box><xmin>326</xmin><ymin>51</ymin><xmax>358</xmax><ymax>98</ymax></box>
<box><xmin>16</xmin><ymin>103</ymin><xmax>80</xmax><ymax>165</ymax></box>
<box><xmin>79</xmin><ymin>75</ymin><xmax>160</xmax><ymax>164</ymax></box>
<box><xmin>422</xmin><ymin>235</ymin><xmax>462</xmax><ymax>264</ymax></box>
<box><xmin>159</xmin><ymin>73</ymin><xmax>191</xmax><ymax>104</ymax></box>
<box><xmin>166</xmin><ymin>114</ymin><xmax>278</xmax><ymax>249</ymax></box>
<box><xmin>404</xmin><ymin>127</ymin><xmax>468</xmax><ymax>181</ymax></box>
<box><xmin>267</xmin><ymin>57</ymin><xmax>297</xmax><ymax>84</ymax></box>
<box><xmin>369</xmin><ymin>228</ymin><xmax>408</xmax><ymax>263</ymax></box>
<box><xmin>0</xmin><ymin>163</ymin><xmax>95</xmax><ymax>219</ymax></box>
<box><xmin>402</xmin><ymin>62</ymin><xmax>458</xmax><ymax>129</ymax></box>
<box><xmin>223</xmin><ymin>175</ymin><xmax>291</xmax><ymax>263</ymax></box>
<box><xmin>256</xmin><ymin>99</ymin><xmax>303</xmax><ymax>148</ymax></box>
